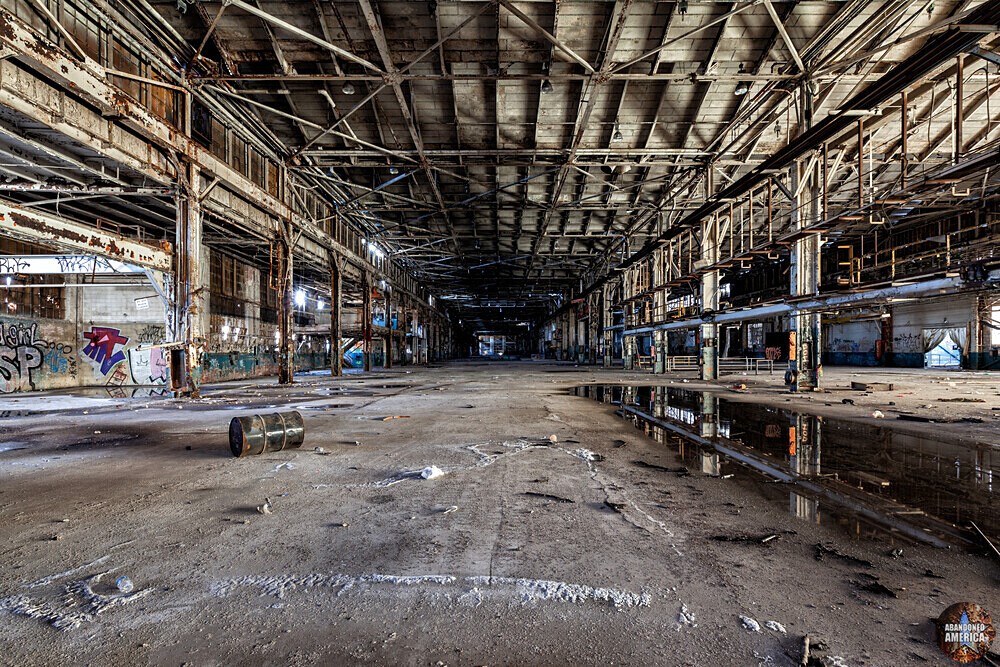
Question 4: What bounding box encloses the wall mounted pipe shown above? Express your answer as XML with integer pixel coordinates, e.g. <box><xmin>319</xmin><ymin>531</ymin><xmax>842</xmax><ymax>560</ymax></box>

<box><xmin>623</xmin><ymin>270</ymin><xmax>999</xmax><ymax>336</ymax></box>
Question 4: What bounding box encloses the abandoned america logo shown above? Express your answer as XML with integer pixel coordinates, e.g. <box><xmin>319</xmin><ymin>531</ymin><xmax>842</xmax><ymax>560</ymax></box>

<box><xmin>936</xmin><ymin>602</ymin><xmax>995</xmax><ymax>663</ymax></box>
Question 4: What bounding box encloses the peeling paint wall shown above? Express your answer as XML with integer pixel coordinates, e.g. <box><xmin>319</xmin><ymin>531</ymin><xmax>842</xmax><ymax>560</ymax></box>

<box><xmin>1</xmin><ymin>279</ymin><xmax>169</xmax><ymax>393</ymax></box>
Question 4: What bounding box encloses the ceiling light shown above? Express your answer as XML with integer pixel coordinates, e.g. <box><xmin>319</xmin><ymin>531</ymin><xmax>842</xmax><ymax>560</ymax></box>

<box><xmin>342</xmin><ymin>82</ymin><xmax>356</xmax><ymax>95</ymax></box>
<box><xmin>388</xmin><ymin>166</ymin><xmax>399</xmax><ymax>175</ymax></box>
<box><xmin>612</xmin><ymin>121</ymin><xmax>624</xmax><ymax>143</ymax></box>
<box><xmin>541</xmin><ymin>79</ymin><xmax>553</xmax><ymax>93</ymax></box>
<box><xmin>734</xmin><ymin>81</ymin><xmax>750</xmax><ymax>96</ymax></box>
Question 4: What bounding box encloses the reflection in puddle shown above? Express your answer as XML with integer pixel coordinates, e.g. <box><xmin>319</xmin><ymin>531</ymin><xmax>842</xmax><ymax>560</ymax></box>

<box><xmin>576</xmin><ymin>385</ymin><xmax>997</xmax><ymax>548</ymax></box>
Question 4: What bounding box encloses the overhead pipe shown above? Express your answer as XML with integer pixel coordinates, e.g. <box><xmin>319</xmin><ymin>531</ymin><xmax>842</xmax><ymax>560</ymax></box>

<box><xmin>623</xmin><ymin>270</ymin><xmax>1000</xmax><ymax>337</ymax></box>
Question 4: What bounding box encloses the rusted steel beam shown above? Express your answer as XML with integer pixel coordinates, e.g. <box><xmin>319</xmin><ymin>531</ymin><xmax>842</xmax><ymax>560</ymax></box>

<box><xmin>0</xmin><ymin>197</ymin><xmax>171</xmax><ymax>271</ymax></box>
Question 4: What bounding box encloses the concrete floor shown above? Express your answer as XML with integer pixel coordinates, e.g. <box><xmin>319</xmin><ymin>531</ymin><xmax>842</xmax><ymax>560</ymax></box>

<box><xmin>1</xmin><ymin>362</ymin><xmax>998</xmax><ymax>666</ymax></box>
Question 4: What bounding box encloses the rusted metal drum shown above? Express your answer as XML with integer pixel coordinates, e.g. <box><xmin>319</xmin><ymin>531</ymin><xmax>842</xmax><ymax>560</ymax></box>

<box><xmin>229</xmin><ymin>411</ymin><xmax>305</xmax><ymax>457</ymax></box>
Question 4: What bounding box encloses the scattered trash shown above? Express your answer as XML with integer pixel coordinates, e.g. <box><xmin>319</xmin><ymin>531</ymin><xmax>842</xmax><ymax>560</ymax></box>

<box><xmin>814</xmin><ymin>543</ymin><xmax>873</xmax><ymax>567</ymax></box>
<box><xmin>314</xmin><ymin>447</ymin><xmax>329</xmax><ymax>455</ymax></box>
<box><xmin>257</xmin><ymin>498</ymin><xmax>273</xmax><ymax>515</ymax></box>
<box><xmin>841</xmin><ymin>399</ymin><xmax>854</xmax><ymax>405</ymax></box>
<box><xmin>548</xmin><ymin>434</ymin><xmax>559</xmax><ymax>443</ymax></box>
<box><xmin>354</xmin><ymin>440</ymin><xmax>362</xmax><ymax>446</ymax></box>
<box><xmin>420</xmin><ymin>466</ymin><xmax>445</xmax><ymax>480</ymax></box>
<box><xmin>871</xmin><ymin>410</ymin><xmax>884</xmax><ymax>419</ymax></box>
<box><xmin>524</xmin><ymin>492</ymin><xmax>574</xmax><ymax>504</ymax></box>
<box><xmin>115</xmin><ymin>576</ymin><xmax>134</xmax><ymax>594</ymax></box>
<box><xmin>890</xmin><ymin>548</ymin><xmax>903</xmax><ymax>559</ymax></box>
<box><xmin>730</xmin><ymin>383</ymin><xmax>748</xmax><ymax>392</ymax></box>
<box><xmin>676</xmin><ymin>604</ymin><xmax>697</xmax><ymax>629</ymax></box>
<box><xmin>740</xmin><ymin>615</ymin><xmax>762</xmax><ymax>633</ymax></box>
<box><xmin>93</xmin><ymin>431</ymin><xmax>101</xmax><ymax>435</ymax></box>
<box><xmin>382</xmin><ymin>415</ymin><xmax>410</xmax><ymax>421</ymax></box>
<box><xmin>854</xmin><ymin>573</ymin><xmax>897</xmax><ymax>598</ymax></box>
<box><xmin>764</xmin><ymin>620</ymin><xmax>786</xmax><ymax>634</ymax></box>
<box><xmin>801</xmin><ymin>635</ymin><xmax>811</xmax><ymax>666</ymax></box>
<box><xmin>604</xmin><ymin>500</ymin><xmax>627</xmax><ymax>513</ymax></box>
<box><xmin>441</xmin><ymin>506</ymin><xmax>458</xmax><ymax>514</ymax></box>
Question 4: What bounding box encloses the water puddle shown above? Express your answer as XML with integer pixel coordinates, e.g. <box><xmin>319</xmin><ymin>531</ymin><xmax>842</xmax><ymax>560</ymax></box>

<box><xmin>575</xmin><ymin>385</ymin><xmax>997</xmax><ymax>548</ymax></box>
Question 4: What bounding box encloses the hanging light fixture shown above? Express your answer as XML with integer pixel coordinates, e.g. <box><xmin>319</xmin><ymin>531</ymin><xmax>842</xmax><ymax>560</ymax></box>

<box><xmin>388</xmin><ymin>166</ymin><xmax>399</xmax><ymax>175</ymax></box>
<box><xmin>612</xmin><ymin>120</ymin><xmax>624</xmax><ymax>143</ymax></box>
<box><xmin>342</xmin><ymin>81</ymin><xmax>356</xmax><ymax>95</ymax></box>
<box><xmin>541</xmin><ymin>79</ymin><xmax>553</xmax><ymax>93</ymax></box>
<box><xmin>734</xmin><ymin>81</ymin><xmax>750</xmax><ymax>96</ymax></box>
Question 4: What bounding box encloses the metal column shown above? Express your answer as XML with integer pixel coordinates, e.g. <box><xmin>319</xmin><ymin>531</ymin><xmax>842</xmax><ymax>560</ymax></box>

<box><xmin>700</xmin><ymin>172</ymin><xmax>719</xmax><ymax>381</ymax></box>
<box><xmin>171</xmin><ymin>162</ymin><xmax>208</xmax><ymax>397</ymax></box>
<box><xmin>329</xmin><ymin>255</ymin><xmax>343</xmax><ymax>377</ymax></box>
<box><xmin>384</xmin><ymin>286</ymin><xmax>393</xmax><ymax>369</ymax></box>
<box><xmin>362</xmin><ymin>274</ymin><xmax>372</xmax><ymax>372</ymax></box>
<box><xmin>277</xmin><ymin>222</ymin><xmax>294</xmax><ymax>385</ymax></box>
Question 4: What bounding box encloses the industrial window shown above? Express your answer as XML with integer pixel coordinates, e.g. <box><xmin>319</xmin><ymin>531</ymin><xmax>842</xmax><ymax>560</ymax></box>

<box><xmin>231</xmin><ymin>134</ymin><xmax>247</xmax><ymax>176</ymax></box>
<box><xmin>110</xmin><ymin>39</ymin><xmax>141</xmax><ymax>100</ymax></box>
<box><xmin>209</xmin><ymin>251</ymin><xmax>248</xmax><ymax>318</ymax></box>
<box><xmin>267</xmin><ymin>163</ymin><xmax>280</xmax><ymax>198</ymax></box>
<box><xmin>0</xmin><ymin>239</ymin><xmax>65</xmax><ymax>320</ymax></box>
<box><xmin>147</xmin><ymin>71</ymin><xmax>178</xmax><ymax>128</ymax></box>
<box><xmin>259</xmin><ymin>278</ymin><xmax>278</xmax><ymax>324</ymax></box>
<box><xmin>62</xmin><ymin>3</ymin><xmax>102</xmax><ymax>62</ymax></box>
<box><xmin>250</xmin><ymin>150</ymin><xmax>265</xmax><ymax>188</ymax></box>
<box><xmin>211</xmin><ymin>119</ymin><xmax>227</xmax><ymax>160</ymax></box>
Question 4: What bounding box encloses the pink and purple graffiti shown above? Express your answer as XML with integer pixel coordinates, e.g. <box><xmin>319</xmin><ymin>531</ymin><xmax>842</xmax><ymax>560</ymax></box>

<box><xmin>82</xmin><ymin>327</ymin><xmax>129</xmax><ymax>375</ymax></box>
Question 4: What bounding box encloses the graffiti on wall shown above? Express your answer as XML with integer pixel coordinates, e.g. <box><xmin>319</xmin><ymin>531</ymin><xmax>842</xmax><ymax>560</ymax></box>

<box><xmin>128</xmin><ymin>347</ymin><xmax>168</xmax><ymax>384</ymax></box>
<box><xmin>136</xmin><ymin>325</ymin><xmax>165</xmax><ymax>345</ymax></box>
<box><xmin>0</xmin><ymin>321</ymin><xmax>45</xmax><ymax>393</ymax></box>
<box><xmin>81</xmin><ymin>327</ymin><xmax>129</xmax><ymax>375</ymax></box>
<box><xmin>893</xmin><ymin>332</ymin><xmax>922</xmax><ymax>353</ymax></box>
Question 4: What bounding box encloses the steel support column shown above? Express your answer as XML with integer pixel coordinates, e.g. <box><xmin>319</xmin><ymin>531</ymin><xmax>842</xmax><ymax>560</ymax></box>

<box><xmin>788</xmin><ymin>160</ymin><xmax>822</xmax><ymax>392</ymax></box>
<box><xmin>384</xmin><ymin>286</ymin><xmax>393</xmax><ymax>369</ymax></box>
<box><xmin>171</xmin><ymin>162</ymin><xmax>208</xmax><ymax>397</ymax></box>
<box><xmin>363</xmin><ymin>274</ymin><xmax>373</xmax><ymax>372</ymax></box>
<box><xmin>329</xmin><ymin>255</ymin><xmax>343</xmax><ymax>377</ymax></box>
<box><xmin>654</xmin><ymin>329</ymin><xmax>666</xmax><ymax>374</ymax></box>
<box><xmin>277</xmin><ymin>222</ymin><xmax>294</xmax><ymax>385</ymax></box>
<box><xmin>700</xmin><ymin>173</ymin><xmax>719</xmax><ymax>381</ymax></box>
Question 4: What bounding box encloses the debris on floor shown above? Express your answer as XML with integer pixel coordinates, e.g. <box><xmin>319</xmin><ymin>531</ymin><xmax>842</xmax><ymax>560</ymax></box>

<box><xmin>420</xmin><ymin>466</ymin><xmax>445</xmax><ymax>480</ymax></box>
<box><xmin>814</xmin><ymin>543</ymin><xmax>873</xmax><ymax>567</ymax></box>
<box><xmin>676</xmin><ymin>603</ymin><xmax>697</xmax><ymax>630</ymax></box>
<box><xmin>524</xmin><ymin>491</ymin><xmax>574</xmax><ymax>504</ymax></box>
<box><xmin>764</xmin><ymin>620</ymin><xmax>786</xmax><ymax>634</ymax></box>
<box><xmin>740</xmin><ymin>615</ymin><xmax>762</xmax><ymax>632</ymax></box>
<box><xmin>256</xmin><ymin>498</ymin><xmax>273</xmax><ymax>515</ymax></box>
<box><xmin>382</xmin><ymin>415</ymin><xmax>410</xmax><ymax>421</ymax></box>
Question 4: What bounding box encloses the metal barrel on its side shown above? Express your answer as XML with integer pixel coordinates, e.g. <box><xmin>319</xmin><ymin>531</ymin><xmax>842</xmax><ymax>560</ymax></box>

<box><xmin>229</xmin><ymin>411</ymin><xmax>305</xmax><ymax>457</ymax></box>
